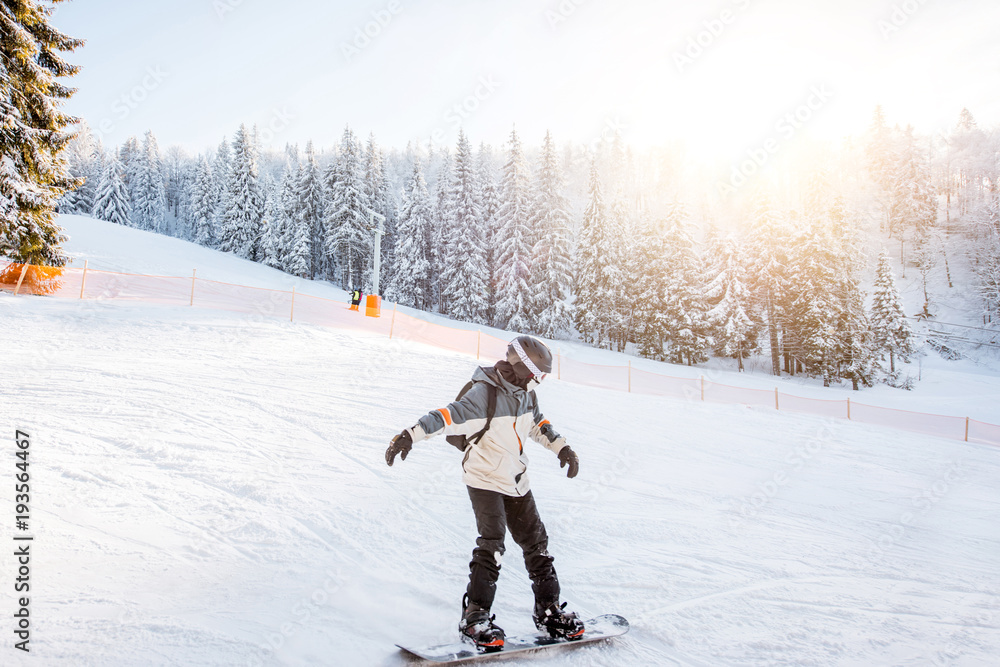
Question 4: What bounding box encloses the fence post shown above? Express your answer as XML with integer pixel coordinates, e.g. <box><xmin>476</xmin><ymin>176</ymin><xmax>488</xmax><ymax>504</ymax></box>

<box><xmin>13</xmin><ymin>264</ymin><xmax>29</xmax><ymax>295</ymax></box>
<box><xmin>965</xmin><ymin>417</ymin><xmax>970</xmax><ymax>442</ymax></box>
<box><xmin>189</xmin><ymin>269</ymin><xmax>197</xmax><ymax>306</ymax></box>
<box><xmin>79</xmin><ymin>259</ymin><xmax>89</xmax><ymax>299</ymax></box>
<box><xmin>847</xmin><ymin>397</ymin><xmax>851</xmax><ymax>420</ymax></box>
<box><xmin>389</xmin><ymin>303</ymin><xmax>397</xmax><ymax>339</ymax></box>
<box><xmin>628</xmin><ymin>361</ymin><xmax>632</xmax><ymax>393</ymax></box>
<box><xmin>775</xmin><ymin>388</ymin><xmax>779</xmax><ymax>410</ymax></box>
<box><xmin>700</xmin><ymin>375</ymin><xmax>705</xmax><ymax>401</ymax></box>
<box><xmin>290</xmin><ymin>286</ymin><xmax>295</xmax><ymax>322</ymax></box>
<box><xmin>477</xmin><ymin>331</ymin><xmax>481</xmax><ymax>360</ymax></box>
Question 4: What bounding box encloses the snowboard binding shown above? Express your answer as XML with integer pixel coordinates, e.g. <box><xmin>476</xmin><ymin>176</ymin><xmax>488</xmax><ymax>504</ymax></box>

<box><xmin>533</xmin><ymin>601</ymin><xmax>585</xmax><ymax>640</ymax></box>
<box><xmin>459</xmin><ymin>595</ymin><xmax>505</xmax><ymax>652</ymax></box>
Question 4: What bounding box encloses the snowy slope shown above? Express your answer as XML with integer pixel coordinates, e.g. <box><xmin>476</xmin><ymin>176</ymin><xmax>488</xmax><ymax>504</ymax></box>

<box><xmin>48</xmin><ymin>215</ymin><xmax>1000</xmax><ymax>423</ymax></box>
<box><xmin>1</xmin><ymin>218</ymin><xmax>999</xmax><ymax>666</ymax></box>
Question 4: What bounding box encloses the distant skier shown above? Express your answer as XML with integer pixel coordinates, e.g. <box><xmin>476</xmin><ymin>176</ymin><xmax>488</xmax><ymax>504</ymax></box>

<box><xmin>349</xmin><ymin>288</ymin><xmax>362</xmax><ymax>311</ymax></box>
<box><xmin>385</xmin><ymin>335</ymin><xmax>584</xmax><ymax>651</ymax></box>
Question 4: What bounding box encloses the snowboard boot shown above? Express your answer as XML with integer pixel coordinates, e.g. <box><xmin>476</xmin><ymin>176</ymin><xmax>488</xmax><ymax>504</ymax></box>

<box><xmin>533</xmin><ymin>601</ymin><xmax>585</xmax><ymax>640</ymax></box>
<box><xmin>459</xmin><ymin>595</ymin><xmax>505</xmax><ymax>651</ymax></box>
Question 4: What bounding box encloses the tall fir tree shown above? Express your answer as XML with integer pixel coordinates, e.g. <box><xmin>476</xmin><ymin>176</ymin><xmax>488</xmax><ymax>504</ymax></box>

<box><xmin>260</xmin><ymin>176</ymin><xmax>284</xmax><ymax>270</ymax></box>
<box><xmin>0</xmin><ymin>0</ymin><xmax>83</xmax><ymax>265</ymax></box>
<box><xmin>603</xmin><ymin>199</ymin><xmax>632</xmax><ymax>352</ymax></box>
<box><xmin>430</xmin><ymin>148</ymin><xmax>452</xmax><ymax>311</ymax></box>
<box><xmin>706</xmin><ymin>235</ymin><xmax>757</xmax><ymax>371</ymax></box>
<box><xmin>784</xmin><ymin>218</ymin><xmax>841</xmax><ymax>383</ymax></box>
<box><xmin>189</xmin><ymin>156</ymin><xmax>216</xmax><ymax>247</ymax></box>
<box><xmin>297</xmin><ymin>142</ymin><xmax>324</xmax><ymax>277</ymax></box>
<box><xmin>130</xmin><ymin>130</ymin><xmax>167</xmax><ymax>232</ymax></box>
<box><xmin>494</xmin><ymin>128</ymin><xmax>535</xmax><ymax>331</ymax></box>
<box><xmin>218</xmin><ymin>125</ymin><xmax>263</xmax><ymax>259</ymax></box>
<box><xmin>210</xmin><ymin>138</ymin><xmax>231</xmax><ymax>238</ymax></box>
<box><xmin>870</xmin><ymin>249</ymin><xmax>915</xmax><ymax>376</ymax></box>
<box><xmin>574</xmin><ymin>160</ymin><xmax>611</xmax><ymax>346</ymax></box>
<box><xmin>324</xmin><ymin>127</ymin><xmax>372</xmax><ymax>289</ymax></box>
<box><xmin>441</xmin><ymin>130</ymin><xmax>488</xmax><ymax>324</ymax></box>
<box><xmin>386</xmin><ymin>158</ymin><xmax>433</xmax><ymax>309</ymax></box>
<box><xmin>529</xmin><ymin>131</ymin><xmax>575</xmax><ymax>339</ymax></box>
<box><xmin>91</xmin><ymin>156</ymin><xmax>131</xmax><ymax>227</ymax></box>
<box><xmin>476</xmin><ymin>145</ymin><xmax>502</xmax><ymax>324</ymax></box>
<box><xmin>633</xmin><ymin>214</ymin><xmax>671</xmax><ymax>360</ymax></box>
<box><xmin>283</xmin><ymin>164</ymin><xmax>311</xmax><ymax>278</ymax></box>
<box><xmin>829</xmin><ymin>195</ymin><xmax>876</xmax><ymax>390</ymax></box>
<box><xmin>59</xmin><ymin>124</ymin><xmax>101</xmax><ymax>214</ymax></box>
<box><xmin>748</xmin><ymin>192</ymin><xmax>789</xmax><ymax>375</ymax></box>
<box><xmin>660</xmin><ymin>203</ymin><xmax>709</xmax><ymax>365</ymax></box>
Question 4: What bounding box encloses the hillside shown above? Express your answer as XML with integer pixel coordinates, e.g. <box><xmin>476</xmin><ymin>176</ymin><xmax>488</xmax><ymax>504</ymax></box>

<box><xmin>1</xmin><ymin>217</ymin><xmax>999</xmax><ymax>665</ymax></box>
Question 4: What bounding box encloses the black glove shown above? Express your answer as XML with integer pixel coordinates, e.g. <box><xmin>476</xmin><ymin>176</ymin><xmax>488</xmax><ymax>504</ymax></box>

<box><xmin>385</xmin><ymin>430</ymin><xmax>413</xmax><ymax>466</ymax></box>
<box><xmin>558</xmin><ymin>446</ymin><xmax>579</xmax><ymax>479</ymax></box>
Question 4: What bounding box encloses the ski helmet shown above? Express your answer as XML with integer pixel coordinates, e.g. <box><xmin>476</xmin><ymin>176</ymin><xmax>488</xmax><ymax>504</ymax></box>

<box><xmin>506</xmin><ymin>335</ymin><xmax>553</xmax><ymax>383</ymax></box>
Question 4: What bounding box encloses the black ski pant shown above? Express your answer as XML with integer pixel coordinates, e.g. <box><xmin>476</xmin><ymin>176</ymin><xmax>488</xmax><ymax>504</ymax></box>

<box><xmin>465</xmin><ymin>486</ymin><xmax>559</xmax><ymax>611</ymax></box>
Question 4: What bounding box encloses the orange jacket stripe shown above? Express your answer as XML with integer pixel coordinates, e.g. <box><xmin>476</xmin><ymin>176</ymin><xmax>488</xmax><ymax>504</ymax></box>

<box><xmin>437</xmin><ymin>408</ymin><xmax>453</xmax><ymax>426</ymax></box>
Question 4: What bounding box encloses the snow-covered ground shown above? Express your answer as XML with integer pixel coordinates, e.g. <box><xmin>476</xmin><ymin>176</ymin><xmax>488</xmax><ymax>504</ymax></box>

<box><xmin>50</xmin><ymin>215</ymin><xmax>1000</xmax><ymax>424</ymax></box>
<box><xmin>2</xmin><ymin>217</ymin><xmax>999</xmax><ymax>666</ymax></box>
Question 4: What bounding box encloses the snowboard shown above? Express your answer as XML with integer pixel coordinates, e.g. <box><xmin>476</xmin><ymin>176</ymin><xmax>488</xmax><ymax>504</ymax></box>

<box><xmin>397</xmin><ymin>614</ymin><xmax>629</xmax><ymax>663</ymax></box>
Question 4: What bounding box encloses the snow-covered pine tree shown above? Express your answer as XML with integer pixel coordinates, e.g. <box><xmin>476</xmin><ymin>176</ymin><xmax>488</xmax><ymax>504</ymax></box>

<box><xmin>211</xmin><ymin>138</ymin><xmax>232</xmax><ymax>238</ymax></box>
<box><xmin>829</xmin><ymin>195</ymin><xmax>875</xmax><ymax>390</ymax></box>
<box><xmin>189</xmin><ymin>156</ymin><xmax>216</xmax><ymax>247</ymax></box>
<box><xmin>430</xmin><ymin>148</ymin><xmax>452</xmax><ymax>312</ymax></box>
<box><xmin>260</xmin><ymin>174</ymin><xmax>284</xmax><ymax>270</ymax></box>
<box><xmin>705</xmin><ymin>235</ymin><xmax>757</xmax><ymax>371</ymax></box>
<box><xmin>784</xmin><ymin>218</ymin><xmax>841</xmax><ymax>384</ymax></box>
<box><xmin>363</xmin><ymin>134</ymin><xmax>395</xmax><ymax>294</ymax></box>
<box><xmin>386</xmin><ymin>158</ymin><xmax>433</xmax><ymax>309</ymax></box>
<box><xmin>218</xmin><ymin>125</ymin><xmax>264</xmax><ymax>260</ymax></box>
<box><xmin>130</xmin><ymin>130</ymin><xmax>167</xmax><ymax>232</ymax></box>
<box><xmin>119</xmin><ymin>136</ymin><xmax>140</xmax><ymax>197</ymax></box>
<box><xmin>632</xmin><ymin>214</ymin><xmax>671</xmax><ymax>360</ymax></box>
<box><xmin>324</xmin><ymin>127</ymin><xmax>372</xmax><ymax>289</ymax></box>
<box><xmin>297</xmin><ymin>142</ymin><xmax>324</xmax><ymax>277</ymax></box>
<box><xmin>494</xmin><ymin>128</ymin><xmax>535</xmax><ymax>331</ymax></box>
<box><xmin>162</xmin><ymin>146</ymin><xmax>191</xmax><ymax>237</ymax></box>
<box><xmin>0</xmin><ymin>0</ymin><xmax>82</xmax><ymax>265</ymax></box>
<box><xmin>574</xmin><ymin>160</ymin><xmax>611</xmax><ymax>346</ymax></box>
<box><xmin>477</xmin><ymin>145</ymin><xmax>502</xmax><ymax>324</ymax></box>
<box><xmin>603</xmin><ymin>199</ymin><xmax>632</xmax><ymax>352</ymax></box>
<box><xmin>59</xmin><ymin>124</ymin><xmax>101</xmax><ymax>214</ymax></box>
<box><xmin>282</xmin><ymin>163</ymin><xmax>310</xmax><ymax>278</ymax></box>
<box><xmin>528</xmin><ymin>131</ymin><xmax>574</xmax><ymax>339</ymax></box>
<box><xmin>660</xmin><ymin>203</ymin><xmax>709</xmax><ymax>365</ymax></box>
<box><xmin>441</xmin><ymin>129</ymin><xmax>488</xmax><ymax>324</ymax></box>
<box><xmin>747</xmin><ymin>192</ymin><xmax>789</xmax><ymax>375</ymax></box>
<box><xmin>870</xmin><ymin>249</ymin><xmax>915</xmax><ymax>376</ymax></box>
<box><xmin>91</xmin><ymin>156</ymin><xmax>132</xmax><ymax>227</ymax></box>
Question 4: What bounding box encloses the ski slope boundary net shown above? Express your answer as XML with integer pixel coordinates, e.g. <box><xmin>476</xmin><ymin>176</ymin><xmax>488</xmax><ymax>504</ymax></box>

<box><xmin>4</xmin><ymin>261</ymin><xmax>999</xmax><ymax>447</ymax></box>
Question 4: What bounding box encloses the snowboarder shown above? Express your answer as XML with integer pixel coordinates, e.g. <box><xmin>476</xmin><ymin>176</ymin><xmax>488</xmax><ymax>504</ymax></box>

<box><xmin>349</xmin><ymin>288</ymin><xmax>362</xmax><ymax>311</ymax></box>
<box><xmin>385</xmin><ymin>335</ymin><xmax>584</xmax><ymax>651</ymax></box>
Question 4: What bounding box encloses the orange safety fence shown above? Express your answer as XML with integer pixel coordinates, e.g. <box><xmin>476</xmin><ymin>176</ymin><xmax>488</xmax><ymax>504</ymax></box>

<box><xmin>705</xmin><ymin>381</ymin><xmax>776</xmax><ymax>410</ymax></box>
<box><xmin>848</xmin><ymin>402</ymin><xmax>968</xmax><ymax>442</ymax></box>
<box><xmin>4</xmin><ymin>260</ymin><xmax>999</xmax><ymax>447</ymax></box>
<box><xmin>777</xmin><ymin>392</ymin><xmax>850</xmax><ymax>420</ymax></box>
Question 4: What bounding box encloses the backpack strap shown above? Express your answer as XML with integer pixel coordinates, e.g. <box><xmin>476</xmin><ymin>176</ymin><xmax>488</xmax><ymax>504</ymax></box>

<box><xmin>468</xmin><ymin>383</ymin><xmax>497</xmax><ymax>445</ymax></box>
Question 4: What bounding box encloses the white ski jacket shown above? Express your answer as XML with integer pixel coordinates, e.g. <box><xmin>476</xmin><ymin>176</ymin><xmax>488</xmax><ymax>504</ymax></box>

<box><xmin>407</xmin><ymin>366</ymin><xmax>568</xmax><ymax>497</ymax></box>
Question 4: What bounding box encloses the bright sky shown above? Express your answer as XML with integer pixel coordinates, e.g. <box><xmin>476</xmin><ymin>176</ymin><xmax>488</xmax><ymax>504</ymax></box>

<box><xmin>51</xmin><ymin>0</ymin><xmax>1000</xmax><ymax>160</ymax></box>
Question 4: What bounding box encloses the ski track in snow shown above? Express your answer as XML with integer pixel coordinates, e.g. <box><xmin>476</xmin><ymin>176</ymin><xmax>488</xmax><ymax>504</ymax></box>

<box><xmin>2</xmin><ymin>217</ymin><xmax>1000</xmax><ymax>666</ymax></box>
